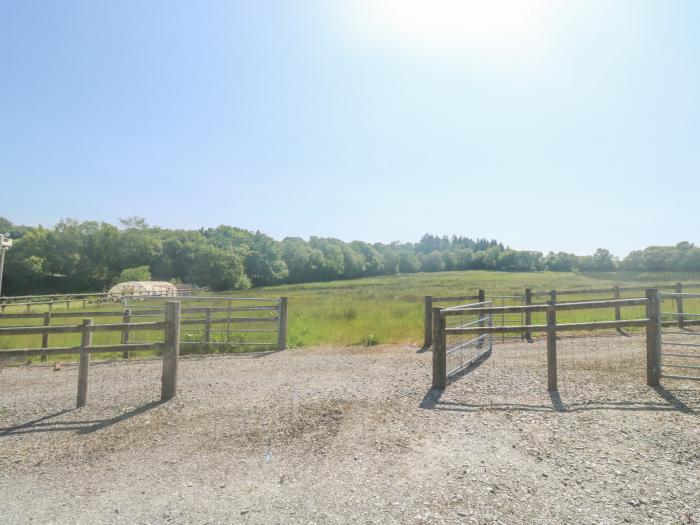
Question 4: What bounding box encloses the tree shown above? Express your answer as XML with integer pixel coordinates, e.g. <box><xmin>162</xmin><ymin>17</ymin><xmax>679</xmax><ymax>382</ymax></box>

<box><xmin>592</xmin><ymin>248</ymin><xmax>617</xmax><ymax>271</ymax></box>
<box><xmin>187</xmin><ymin>244</ymin><xmax>250</xmax><ymax>291</ymax></box>
<box><xmin>398</xmin><ymin>251</ymin><xmax>421</xmax><ymax>273</ymax></box>
<box><xmin>420</xmin><ymin>251</ymin><xmax>446</xmax><ymax>272</ymax></box>
<box><xmin>119</xmin><ymin>216</ymin><xmax>149</xmax><ymax>229</ymax></box>
<box><xmin>115</xmin><ymin>265</ymin><xmax>151</xmax><ymax>284</ymax></box>
<box><xmin>544</xmin><ymin>252</ymin><xmax>578</xmax><ymax>272</ymax></box>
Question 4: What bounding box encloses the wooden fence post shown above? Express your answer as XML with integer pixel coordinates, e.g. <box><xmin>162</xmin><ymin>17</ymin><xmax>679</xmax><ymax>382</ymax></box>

<box><xmin>549</xmin><ymin>289</ymin><xmax>559</xmax><ymax>340</ymax></box>
<box><xmin>613</xmin><ymin>285</ymin><xmax>621</xmax><ymax>321</ymax></box>
<box><xmin>675</xmin><ymin>282</ymin><xmax>684</xmax><ymax>328</ymax></box>
<box><xmin>121</xmin><ymin>310</ymin><xmax>131</xmax><ymax>359</ymax></box>
<box><xmin>423</xmin><ymin>296</ymin><xmax>433</xmax><ymax>349</ymax></box>
<box><xmin>41</xmin><ymin>311</ymin><xmax>51</xmax><ymax>362</ymax></box>
<box><xmin>204</xmin><ymin>307</ymin><xmax>212</xmax><ymax>344</ymax></box>
<box><xmin>646</xmin><ymin>289</ymin><xmax>661</xmax><ymax>386</ymax></box>
<box><xmin>77</xmin><ymin>319</ymin><xmax>93</xmax><ymax>408</ymax></box>
<box><xmin>161</xmin><ymin>301</ymin><xmax>181</xmax><ymax>401</ymax></box>
<box><xmin>431</xmin><ymin>307</ymin><xmax>447</xmax><ymax>390</ymax></box>
<box><xmin>524</xmin><ymin>288</ymin><xmax>533</xmax><ymax>342</ymax></box>
<box><xmin>614</xmin><ymin>285</ymin><xmax>625</xmax><ymax>335</ymax></box>
<box><xmin>277</xmin><ymin>297</ymin><xmax>288</xmax><ymax>351</ymax></box>
<box><xmin>546</xmin><ymin>297</ymin><xmax>557</xmax><ymax>391</ymax></box>
<box><xmin>477</xmin><ymin>290</ymin><xmax>485</xmax><ymax>349</ymax></box>
<box><xmin>226</xmin><ymin>300</ymin><xmax>232</xmax><ymax>341</ymax></box>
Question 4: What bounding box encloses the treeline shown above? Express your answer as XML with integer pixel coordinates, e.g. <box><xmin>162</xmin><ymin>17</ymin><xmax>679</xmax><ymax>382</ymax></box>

<box><xmin>0</xmin><ymin>216</ymin><xmax>697</xmax><ymax>295</ymax></box>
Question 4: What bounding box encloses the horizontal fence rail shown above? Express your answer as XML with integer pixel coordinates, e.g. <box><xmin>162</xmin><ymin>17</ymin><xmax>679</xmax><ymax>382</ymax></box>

<box><xmin>433</xmin><ymin>299</ymin><xmax>494</xmax><ymax>389</ymax></box>
<box><xmin>424</xmin><ymin>290</ymin><xmax>483</xmax><ymax>349</ymax></box>
<box><xmin>659</xmin><ymin>291</ymin><xmax>700</xmax><ymax>382</ymax></box>
<box><xmin>0</xmin><ymin>301</ymin><xmax>182</xmax><ymax>407</ymax></box>
<box><xmin>0</xmin><ymin>286</ymin><xmax>209</xmax><ymax>312</ymax></box>
<box><xmin>430</xmin><ymin>288</ymin><xmax>673</xmax><ymax>392</ymax></box>
<box><xmin>423</xmin><ymin>282</ymin><xmax>700</xmax><ymax>350</ymax></box>
<box><xmin>123</xmin><ymin>296</ymin><xmax>288</xmax><ymax>352</ymax></box>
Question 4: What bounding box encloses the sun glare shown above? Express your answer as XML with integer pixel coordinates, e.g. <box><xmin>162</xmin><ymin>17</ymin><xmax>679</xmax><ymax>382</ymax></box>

<box><xmin>339</xmin><ymin>0</ymin><xmax>558</xmax><ymax>61</ymax></box>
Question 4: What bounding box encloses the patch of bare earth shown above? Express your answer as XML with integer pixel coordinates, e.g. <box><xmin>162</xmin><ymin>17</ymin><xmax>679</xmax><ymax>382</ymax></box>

<box><xmin>0</xmin><ymin>335</ymin><xmax>698</xmax><ymax>524</ymax></box>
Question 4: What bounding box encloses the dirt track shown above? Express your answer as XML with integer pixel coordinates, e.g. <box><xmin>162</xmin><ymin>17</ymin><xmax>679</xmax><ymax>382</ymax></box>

<box><xmin>1</xmin><ymin>336</ymin><xmax>698</xmax><ymax>524</ymax></box>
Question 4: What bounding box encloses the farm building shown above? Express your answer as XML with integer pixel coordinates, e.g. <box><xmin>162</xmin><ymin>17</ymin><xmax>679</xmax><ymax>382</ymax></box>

<box><xmin>107</xmin><ymin>281</ymin><xmax>178</xmax><ymax>298</ymax></box>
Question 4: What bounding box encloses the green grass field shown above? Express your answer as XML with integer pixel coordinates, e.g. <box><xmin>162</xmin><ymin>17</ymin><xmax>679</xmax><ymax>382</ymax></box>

<box><xmin>2</xmin><ymin>270</ymin><xmax>700</xmax><ymax>360</ymax></box>
<box><xmin>226</xmin><ymin>270</ymin><xmax>700</xmax><ymax>348</ymax></box>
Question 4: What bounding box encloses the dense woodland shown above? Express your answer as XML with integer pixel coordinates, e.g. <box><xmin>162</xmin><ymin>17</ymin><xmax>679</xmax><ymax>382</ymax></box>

<box><xmin>0</xmin><ymin>216</ymin><xmax>698</xmax><ymax>295</ymax></box>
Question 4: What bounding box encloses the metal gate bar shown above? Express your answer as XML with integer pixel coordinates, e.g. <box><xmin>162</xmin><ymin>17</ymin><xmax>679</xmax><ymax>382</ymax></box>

<box><xmin>659</xmin><ymin>292</ymin><xmax>700</xmax><ymax>381</ymax></box>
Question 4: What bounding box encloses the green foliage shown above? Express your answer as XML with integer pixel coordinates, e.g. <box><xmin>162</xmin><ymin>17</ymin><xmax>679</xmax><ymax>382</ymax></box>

<box><xmin>115</xmin><ymin>265</ymin><xmax>152</xmax><ymax>284</ymax></box>
<box><xmin>218</xmin><ymin>269</ymin><xmax>700</xmax><ymax>348</ymax></box>
<box><xmin>4</xmin><ymin>269</ymin><xmax>700</xmax><ymax>357</ymax></box>
<box><xmin>3</xmin><ymin>215</ymin><xmax>700</xmax><ymax>297</ymax></box>
<box><xmin>362</xmin><ymin>333</ymin><xmax>379</xmax><ymax>347</ymax></box>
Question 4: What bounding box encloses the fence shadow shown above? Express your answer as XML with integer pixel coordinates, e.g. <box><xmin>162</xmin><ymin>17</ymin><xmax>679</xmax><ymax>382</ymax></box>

<box><xmin>420</xmin><ymin>387</ymin><xmax>697</xmax><ymax>415</ymax></box>
<box><xmin>419</xmin><ymin>350</ymin><xmax>493</xmax><ymax>409</ymax></box>
<box><xmin>0</xmin><ymin>400</ymin><xmax>165</xmax><ymax>437</ymax></box>
<box><xmin>652</xmin><ymin>385</ymin><xmax>695</xmax><ymax>414</ymax></box>
<box><xmin>446</xmin><ymin>350</ymin><xmax>492</xmax><ymax>385</ymax></box>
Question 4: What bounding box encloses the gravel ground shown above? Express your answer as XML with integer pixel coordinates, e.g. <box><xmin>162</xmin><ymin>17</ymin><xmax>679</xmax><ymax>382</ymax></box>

<box><xmin>0</xmin><ymin>335</ymin><xmax>698</xmax><ymax>524</ymax></box>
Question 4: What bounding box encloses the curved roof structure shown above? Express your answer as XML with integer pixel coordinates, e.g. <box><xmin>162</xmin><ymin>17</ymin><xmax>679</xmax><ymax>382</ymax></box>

<box><xmin>107</xmin><ymin>281</ymin><xmax>178</xmax><ymax>297</ymax></box>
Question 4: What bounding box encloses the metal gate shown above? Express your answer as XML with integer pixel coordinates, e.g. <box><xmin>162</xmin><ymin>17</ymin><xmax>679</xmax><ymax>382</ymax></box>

<box><xmin>659</xmin><ymin>291</ymin><xmax>700</xmax><ymax>381</ymax></box>
<box><xmin>441</xmin><ymin>301</ymin><xmax>494</xmax><ymax>378</ymax></box>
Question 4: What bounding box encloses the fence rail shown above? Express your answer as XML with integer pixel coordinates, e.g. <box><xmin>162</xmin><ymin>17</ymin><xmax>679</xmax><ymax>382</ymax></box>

<box><xmin>423</xmin><ymin>291</ymin><xmax>483</xmax><ymax>348</ymax></box>
<box><xmin>0</xmin><ymin>296</ymin><xmax>288</xmax><ymax>364</ymax></box>
<box><xmin>0</xmin><ymin>301</ymin><xmax>182</xmax><ymax>407</ymax></box>
<box><xmin>431</xmin><ymin>289</ymin><xmax>668</xmax><ymax>392</ymax></box>
<box><xmin>659</xmin><ymin>291</ymin><xmax>700</xmax><ymax>382</ymax></box>
<box><xmin>0</xmin><ymin>286</ymin><xmax>210</xmax><ymax>312</ymax></box>
<box><xmin>432</xmin><ymin>298</ymin><xmax>493</xmax><ymax>389</ymax></box>
<box><xmin>423</xmin><ymin>282</ymin><xmax>700</xmax><ymax>350</ymax></box>
<box><xmin>123</xmin><ymin>295</ymin><xmax>288</xmax><ymax>352</ymax></box>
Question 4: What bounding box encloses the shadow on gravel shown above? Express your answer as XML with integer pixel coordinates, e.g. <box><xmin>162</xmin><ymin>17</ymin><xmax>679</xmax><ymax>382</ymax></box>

<box><xmin>419</xmin><ymin>352</ymin><xmax>492</xmax><ymax>409</ymax></box>
<box><xmin>420</xmin><ymin>387</ymin><xmax>697</xmax><ymax>415</ymax></box>
<box><xmin>653</xmin><ymin>386</ymin><xmax>695</xmax><ymax>414</ymax></box>
<box><xmin>419</xmin><ymin>388</ymin><xmax>444</xmax><ymax>409</ymax></box>
<box><xmin>0</xmin><ymin>400</ymin><xmax>165</xmax><ymax>437</ymax></box>
<box><xmin>426</xmin><ymin>399</ymin><xmax>695</xmax><ymax>414</ymax></box>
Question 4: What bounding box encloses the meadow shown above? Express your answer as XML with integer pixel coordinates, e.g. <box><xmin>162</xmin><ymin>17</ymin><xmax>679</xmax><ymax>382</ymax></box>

<box><xmin>226</xmin><ymin>270</ymin><xmax>700</xmax><ymax>347</ymax></box>
<box><xmin>2</xmin><ymin>270</ymin><xmax>700</xmax><ymax>358</ymax></box>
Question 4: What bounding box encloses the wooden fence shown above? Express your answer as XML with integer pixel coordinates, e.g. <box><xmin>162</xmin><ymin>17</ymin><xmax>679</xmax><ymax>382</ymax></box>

<box><xmin>0</xmin><ymin>292</ymin><xmax>112</xmax><ymax>312</ymax></box>
<box><xmin>430</xmin><ymin>289</ymin><xmax>699</xmax><ymax>391</ymax></box>
<box><xmin>0</xmin><ymin>301</ymin><xmax>182</xmax><ymax>406</ymax></box>
<box><xmin>424</xmin><ymin>282</ymin><xmax>700</xmax><ymax>350</ymax></box>
<box><xmin>423</xmin><ymin>291</ymin><xmax>483</xmax><ymax>349</ymax></box>
<box><xmin>124</xmin><ymin>296</ymin><xmax>288</xmax><ymax>352</ymax></box>
<box><xmin>0</xmin><ymin>286</ymin><xmax>210</xmax><ymax>312</ymax></box>
<box><xmin>0</xmin><ymin>297</ymin><xmax>288</xmax><ymax>359</ymax></box>
<box><xmin>657</xmin><ymin>291</ymin><xmax>700</xmax><ymax>382</ymax></box>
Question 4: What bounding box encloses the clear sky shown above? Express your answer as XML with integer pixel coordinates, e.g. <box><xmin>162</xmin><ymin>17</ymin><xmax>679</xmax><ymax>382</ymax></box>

<box><xmin>1</xmin><ymin>1</ymin><xmax>698</xmax><ymax>257</ymax></box>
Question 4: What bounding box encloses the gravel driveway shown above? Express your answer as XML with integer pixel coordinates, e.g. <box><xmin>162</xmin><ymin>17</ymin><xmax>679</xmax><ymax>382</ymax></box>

<box><xmin>1</xmin><ymin>335</ymin><xmax>698</xmax><ymax>524</ymax></box>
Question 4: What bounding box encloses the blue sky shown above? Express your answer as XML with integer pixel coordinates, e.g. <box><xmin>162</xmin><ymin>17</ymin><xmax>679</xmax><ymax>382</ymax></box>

<box><xmin>1</xmin><ymin>1</ymin><xmax>699</xmax><ymax>257</ymax></box>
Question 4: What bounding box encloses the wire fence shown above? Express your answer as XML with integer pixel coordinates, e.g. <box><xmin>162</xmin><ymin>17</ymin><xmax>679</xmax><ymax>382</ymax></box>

<box><xmin>659</xmin><ymin>292</ymin><xmax>700</xmax><ymax>381</ymax></box>
<box><xmin>441</xmin><ymin>301</ymin><xmax>493</xmax><ymax>378</ymax></box>
<box><xmin>123</xmin><ymin>295</ymin><xmax>287</xmax><ymax>353</ymax></box>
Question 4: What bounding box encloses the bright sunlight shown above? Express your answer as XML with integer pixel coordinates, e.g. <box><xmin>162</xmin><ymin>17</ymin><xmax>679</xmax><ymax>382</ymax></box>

<box><xmin>338</xmin><ymin>0</ymin><xmax>561</xmax><ymax>60</ymax></box>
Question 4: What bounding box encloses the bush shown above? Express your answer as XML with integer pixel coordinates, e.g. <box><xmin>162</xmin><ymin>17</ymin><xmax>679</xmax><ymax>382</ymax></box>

<box><xmin>115</xmin><ymin>265</ymin><xmax>151</xmax><ymax>284</ymax></box>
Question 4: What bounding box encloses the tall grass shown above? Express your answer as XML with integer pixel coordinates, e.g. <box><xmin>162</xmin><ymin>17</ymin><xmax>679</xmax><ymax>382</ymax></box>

<box><xmin>2</xmin><ymin>270</ymin><xmax>699</xmax><ymax>356</ymax></box>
